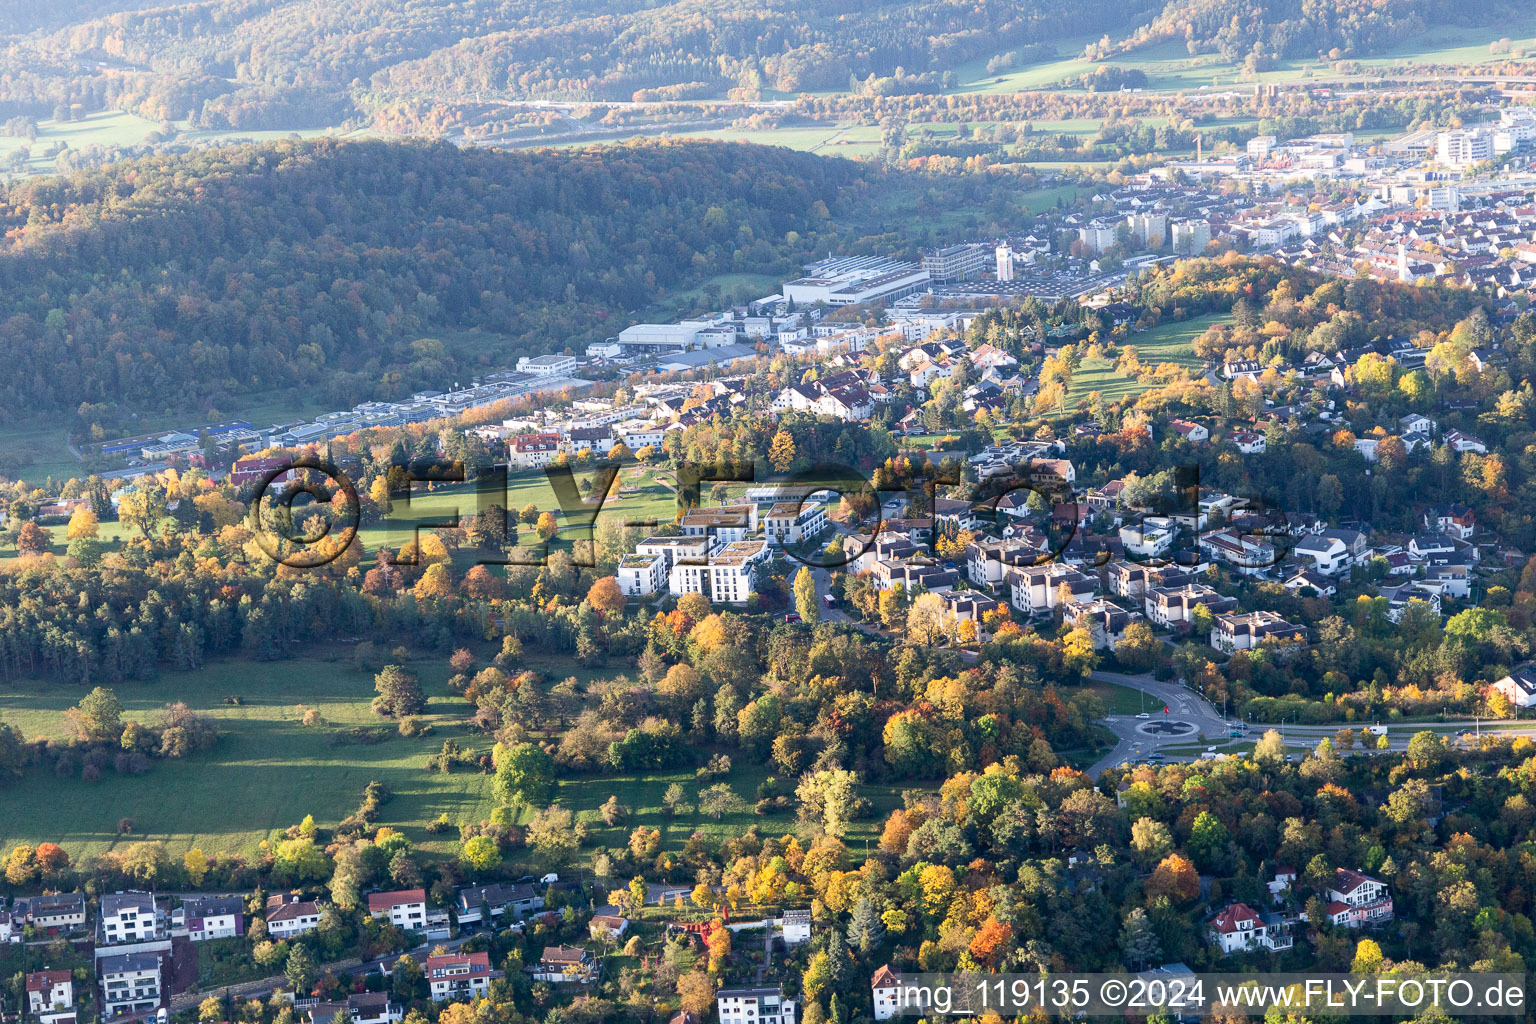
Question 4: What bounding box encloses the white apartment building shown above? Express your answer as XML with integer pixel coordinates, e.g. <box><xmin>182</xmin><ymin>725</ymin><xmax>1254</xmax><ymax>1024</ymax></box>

<box><xmin>679</xmin><ymin>504</ymin><xmax>758</xmax><ymax>545</ymax></box>
<box><xmin>717</xmin><ymin>986</ymin><xmax>796</xmax><ymax>1024</ymax></box>
<box><xmin>763</xmin><ymin>502</ymin><xmax>828</xmax><ymax>547</ymax></box>
<box><xmin>1007</xmin><ymin>563</ymin><xmax>1097</xmax><ymax>616</ymax></box>
<box><xmin>100</xmin><ymin>893</ymin><xmax>159</xmax><ymax>945</ymax></box>
<box><xmin>617</xmin><ymin>552</ymin><xmax>667</xmax><ymax>597</ymax></box>
<box><xmin>669</xmin><ymin>540</ymin><xmax>767</xmax><ymax>604</ymax></box>
<box><xmin>99</xmin><ymin>952</ymin><xmax>161</xmax><ymax>1017</ymax></box>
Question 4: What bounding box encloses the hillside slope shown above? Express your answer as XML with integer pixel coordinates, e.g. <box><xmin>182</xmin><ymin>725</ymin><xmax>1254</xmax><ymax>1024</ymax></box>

<box><xmin>0</xmin><ymin>138</ymin><xmax>864</xmax><ymax>428</ymax></box>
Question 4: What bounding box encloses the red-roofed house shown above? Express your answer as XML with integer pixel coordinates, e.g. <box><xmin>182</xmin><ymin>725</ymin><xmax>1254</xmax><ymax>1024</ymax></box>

<box><xmin>367</xmin><ymin>889</ymin><xmax>427</xmax><ymax>930</ymax></box>
<box><xmin>1208</xmin><ymin>903</ymin><xmax>1292</xmax><ymax>955</ymax></box>
<box><xmin>1325</xmin><ymin>869</ymin><xmax>1393</xmax><ymax>927</ymax></box>
<box><xmin>509</xmin><ymin>433</ymin><xmax>563</xmax><ymax>470</ymax></box>
<box><xmin>872</xmin><ymin>964</ymin><xmax>905</xmax><ymax>1020</ymax></box>
<box><xmin>426</xmin><ymin>951</ymin><xmax>499</xmax><ymax>1001</ymax></box>
<box><xmin>26</xmin><ymin>971</ymin><xmax>73</xmax><ymax>1015</ymax></box>
<box><xmin>1169</xmin><ymin>420</ymin><xmax>1210</xmax><ymax>443</ymax></box>
<box><xmin>265</xmin><ymin>894</ymin><xmax>323</xmax><ymax>939</ymax></box>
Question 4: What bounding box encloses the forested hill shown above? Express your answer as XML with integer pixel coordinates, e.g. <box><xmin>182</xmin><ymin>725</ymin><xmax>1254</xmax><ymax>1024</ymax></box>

<box><xmin>1121</xmin><ymin>0</ymin><xmax>1520</xmax><ymax>64</ymax></box>
<box><xmin>0</xmin><ymin>0</ymin><xmax>1159</xmax><ymax>129</ymax></box>
<box><xmin>0</xmin><ymin>138</ymin><xmax>864</xmax><ymax>428</ymax></box>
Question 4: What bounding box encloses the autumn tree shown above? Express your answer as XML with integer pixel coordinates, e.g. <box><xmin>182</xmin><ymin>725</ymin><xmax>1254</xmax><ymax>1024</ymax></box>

<box><xmin>1146</xmin><ymin>854</ymin><xmax>1200</xmax><ymax>904</ymax></box>
<box><xmin>794</xmin><ymin>566</ymin><xmax>819</xmax><ymax>622</ymax></box>
<box><xmin>587</xmin><ymin>576</ymin><xmax>627</xmax><ymax>615</ymax></box>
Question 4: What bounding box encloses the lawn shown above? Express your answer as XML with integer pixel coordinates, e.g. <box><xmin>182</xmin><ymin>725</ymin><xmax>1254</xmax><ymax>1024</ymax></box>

<box><xmin>0</xmin><ymin>654</ymin><xmax>504</xmax><ymax>861</ymax></box>
<box><xmin>356</xmin><ymin>467</ymin><xmax>682</xmax><ymax>560</ymax></box>
<box><xmin>1063</xmin><ymin>313</ymin><xmax>1220</xmax><ymax>408</ymax></box>
<box><xmin>1086</xmin><ymin>680</ymin><xmax>1156</xmax><ymax>716</ymax></box>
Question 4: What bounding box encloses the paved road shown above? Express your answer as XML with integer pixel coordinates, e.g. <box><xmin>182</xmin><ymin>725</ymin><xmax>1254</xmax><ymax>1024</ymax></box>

<box><xmin>1087</xmin><ymin>669</ymin><xmax>1237</xmax><ymax>776</ymax></box>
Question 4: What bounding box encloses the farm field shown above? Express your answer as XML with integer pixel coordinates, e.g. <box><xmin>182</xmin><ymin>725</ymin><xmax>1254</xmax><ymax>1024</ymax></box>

<box><xmin>1063</xmin><ymin>313</ymin><xmax>1219</xmax><ymax>407</ymax></box>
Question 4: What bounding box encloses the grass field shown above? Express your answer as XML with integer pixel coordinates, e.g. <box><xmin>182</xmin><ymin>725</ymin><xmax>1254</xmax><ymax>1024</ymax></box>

<box><xmin>0</xmin><ymin>648</ymin><xmax>790</xmax><ymax>864</ymax></box>
<box><xmin>0</xmin><ymin>111</ymin><xmax>369</xmax><ymax>179</ymax></box>
<box><xmin>1086</xmin><ymin>680</ymin><xmax>1156</xmax><ymax>716</ymax></box>
<box><xmin>1064</xmin><ymin>313</ymin><xmax>1218</xmax><ymax>407</ymax></box>
<box><xmin>952</xmin><ymin>25</ymin><xmax>1535</xmax><ymax>97</ymax></box>
<box><xmin>0</xmin><ymin>466</ymin><xmax>687</xmax><ymax>570</ymax></box>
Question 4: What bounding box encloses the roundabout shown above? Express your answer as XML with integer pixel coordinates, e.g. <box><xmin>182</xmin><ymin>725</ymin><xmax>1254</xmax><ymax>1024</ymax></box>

<box><xmin>1136</xmin><ymin>719</ymin><xmax>1196</xmax><ymax>738</ymax></box>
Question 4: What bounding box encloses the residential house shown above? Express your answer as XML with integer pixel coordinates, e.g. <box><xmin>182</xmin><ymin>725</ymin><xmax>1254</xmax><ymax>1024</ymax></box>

<box><xmin>679</xmin><ymin>504</ymin><xmax>758</xmax><ymax>545</ymax></box>
<box><xmin>1208</xmin><ymin>904</ymin><xmax>1293</xmax><ymax>955</ymax></box>
<box><xmin>872</xmin><ymin>965</ymin><xmax>904</xmax><ymax>1021</ymax></box>
<box><xmin>1424</xmin><ymin>564</ymin><xmax>1471</xmax><ymax>599</ymax></box>
<box><xmin>509</xmin><ymin>433</ymin><xmax>563</xmax><ymax>470</ymax></box>
<box><xmin>1384</xmin><ymin>582</ymin><xmax>1442</xmax><ymax>622</ymax></box>
<box><xmin>1267</xmin><ymin>869</ymin><xmax>1298</xmax><ymax>906</ymax></box>
<box><xmin>178</xmin><ymin>895</ymin><xmax>244</xmax><ymax>942</ymax></box>
<box><xmin>367</xmin><ymin>890</ymin><xmax>428</xmax><ymax>931</ymax></box>
<box><xmin>668</xmin><ymin>539</ymin><xmax>766</xmax><ymax>604</ymax></box>
<box><xmin>1105</xmin><ymin>562</ymin><xmax>1197</xmax><ymax>601</ymax></box>
<box><xmin>1200</xmin><ymin>529</ymin><xmax>1278</xmax><ymax>575</ymax></box>
<box><xmin>1119</xmin><ymin>517</ymin><xmax>1177</xmax><ymax>559</ymax></box>
<box><xmin>529</xmin><ymin>946</ymin><xmax>596</xmax><ymax>984</ymax></box>
<box><xmin>936</xmin><ymin>590</ymin><xmax>1002</xmax><ymax>639</ymax></box>
<box><xmin>1424</xmin><ymin>505</ymin><xmax>1475</xmax><ymax>539</ymax></box>
<box><xmin>1211</xmin><ymin>611</ymin><xmax>1306</xmax><ymax>653</ymax></box>
<box><xmin>566</xmin><ymin>426</ymin><xmax>614</xmax><ymax>454</ymax></box>
<box><xmin>26</xmin><ymin>971</ymin><xmax>73</xmax><ymax>1016</ymax></box>
<box><xmin>453</xmin><ymin>883</ymin><xmax>544</xmax><ymax>926</ymax></box>
<box><xmin>1492</xmin><ymin>666</ymin><xmax>1536</xmax><ymax>708</ymax></box>
<box><xmin>1169</xmin><ymin>420</ymin><xmax>1210</xmax><ymax>443</ymax></box>
<box><xmin>589</xmin><ymin>915</ymin><xmax>629</xmax><ymax>942</ymax></box>
<box><xmin>1282</xmin><ymin>570</ymin><xmax>1336</xmax><ymax>597</ymax></box>
<box><xmin>1325</xmin><ymin>869</ymin><xmax>1393</xmax><ymax>928</ymax></box>
<box><xmin>967</xmin><ymin>539</ymin><xmax>1043</xmax><ymax>587</ymax></box>
<box><xmin>265</xmin><ymin>894</ymin><xmax>323</xmax><ymax>939</ymax></box>
<box><xmin>15</xmin><ymin>895</ymin><xmax>86</xmax><ymax>934</ymax></box>
<box><xmin>780</xmin><ymin>909</ymin><xmax>811</xmax><ymax>946</ymax></box>
<box><xmin>1408</xmin><ymin>534</ymin><xmax>1458</xmax><ymax>564</ymax></box>
<box><xmin>1008</xmin><ymin>564</ymin><xmax>1098</xmax><ymax>616</ymax></box>
<box><xmin>1230</xmin><ymin>431</ymin><xmax>1267</xmax><ymax>454</ymax></box>
<box><xmin>616</xmin><ymin>553</ymin><xmax>667</xmax><ymax>597</ymax></box>
<box><xmin>932</xmin><ymin>497</ymin><xmax>978</xmax><ymax>531</ymax></box>
<box><xmin>427</xmin><ymin>951</ymin><xmax>500</xmax><ymax>1001</ymax></box>
<box><xmin>99</xmin><ymin>893</ymin><xmax>159</xmax><ymax>945</ymax></box>
<box><xmin>717</xmin><ymin>986</ymin><xmax>796</xmax><ymax>1024</ymax></box>
<box><xmin>868</xmin><ymin>558</ymin><xmax>957</xmax><ymax>593</ymax></box>
<box><xmin>98</xmin><ymin>952</ymin><xmax>161</xmax><ymax>1017</ymax></box>
<box><xmin>1444</xmin><ymin>429</ymin><xmax>1487</xmax><ymax>454</ymax></box>
<box><xmin>1399</xmin><ymin>413</ymin><xmax>1435</xmax><ymax>435</ymax></box>
<box><xmin>308</xmin><ymin>992</ymin><xmax>401</xmax><ymax>1024</ymax></box>
<box><xmin>1293</xmin><ymin>528</ymin><xmax>1367</xmax><ymax>576</ymax></box>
